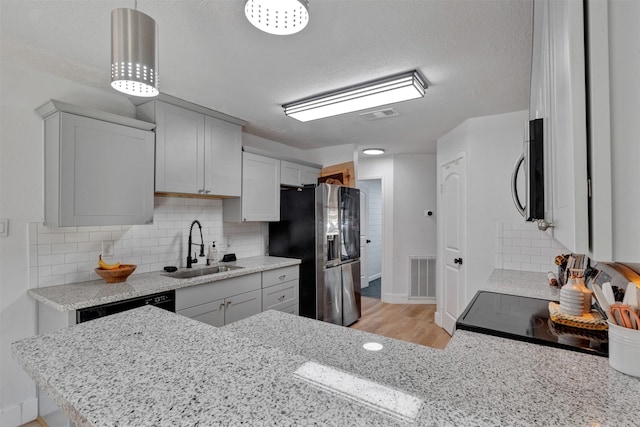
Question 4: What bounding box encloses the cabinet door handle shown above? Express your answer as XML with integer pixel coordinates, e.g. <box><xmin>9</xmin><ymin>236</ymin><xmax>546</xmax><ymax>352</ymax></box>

<box><xmin>198</xmin><ymin>188</ymin><xmax>205</xmax><ymax>194</ymax></box>
<box><xmin>226</xmin><ymin>300</ymin><xmax>232</xmax><ymax>307</ymax></box>
<box><xmin>205</xmin><ymin>189</ymin><xmax>211</xmax><ymax>194</ymax></box>
<box><xmin>279</xmin><ymin>275</ymin><xmax>286</xmax><ymax>280</ymax></box>
<box><xmin>219</xmin><ymin>302</ymin><xmax>225</xmax><ymax>310</ymax></box>
<box><xmin>278</xmin><ymin>295</ymin><xmax>286</xmax><ymax>301</ymax></box>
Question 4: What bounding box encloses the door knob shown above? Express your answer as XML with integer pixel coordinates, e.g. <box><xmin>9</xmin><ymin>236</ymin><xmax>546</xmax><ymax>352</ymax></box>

<box><xmin>454</xmin><ymin>258</ymin><xmax>463</xmax><ymax>265</ymax></box>
<box><xmin>366</xmin><ymin>239</ymin><xmax>371</xmax><ymax>243</ymax></box>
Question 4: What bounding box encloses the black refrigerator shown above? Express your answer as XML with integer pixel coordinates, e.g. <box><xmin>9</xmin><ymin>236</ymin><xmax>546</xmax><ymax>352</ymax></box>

<box><xmin>269</xmin><ymin>183</ymin><xmax>361</xmax><ymax>326</ymax></box>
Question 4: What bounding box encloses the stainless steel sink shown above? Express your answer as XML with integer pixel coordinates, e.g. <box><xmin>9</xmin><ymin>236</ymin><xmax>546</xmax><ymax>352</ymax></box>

<box><xmin>163</xmin><ymin>265</ymin><xmax>244</xmax><ymax>279</ymax></box>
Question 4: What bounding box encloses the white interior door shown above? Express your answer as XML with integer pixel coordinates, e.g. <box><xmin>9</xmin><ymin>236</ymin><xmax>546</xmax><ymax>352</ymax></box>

<box><xmin>359</xmin><ymin>190</ymin><xmax>369</xmax><ymax>289</ymax></box>
<box><xmin>441</xmin><ymin>155</ymin><xmax>466</xmax><ymax>335</ymax></box>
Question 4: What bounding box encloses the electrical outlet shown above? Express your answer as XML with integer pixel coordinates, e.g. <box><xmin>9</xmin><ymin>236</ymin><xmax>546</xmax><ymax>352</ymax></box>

<box><xmin>101</xmin><ymin>240</ymin><xmax>114</xmax><ymax>257</ymax></box>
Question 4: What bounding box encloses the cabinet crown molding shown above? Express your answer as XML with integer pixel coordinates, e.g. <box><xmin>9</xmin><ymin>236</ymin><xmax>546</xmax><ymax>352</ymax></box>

<box><xmin>36</xmin><ymin>99</ymin><xmax>156</xmax><ymax>131</ymax></box>
<box><xmin>129</xmin><ymin>93</ymin><xmax>247</xmax><ymax>127</ymax></box>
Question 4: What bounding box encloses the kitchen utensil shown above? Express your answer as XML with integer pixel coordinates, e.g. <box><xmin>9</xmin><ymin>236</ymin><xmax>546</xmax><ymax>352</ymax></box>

<box><xmin>95</xmin><ymin>264</ymin><xmax>136</xmax><ymax>283</ymax></box>
<box><xmin>608</xmin><ymin>320</ymin><xmax>640</xmax><ymax>378</ymax></box>
<box><xmin>602</xmin><ymin>282</ymin><xmax>615</xmax><ymax>305</ymax></box>
<box><xmin>591</xmin><ymin>283</ymin><xmax>611</xmax><ymax>320</ymax></box>
<box><xmin>622</xmin><ymin>282</ymin><xmax>638</xmax><ymax>306</ymax></box>
<box><xmin>610</xmin><ymin>304</ymin><xmax>640</xmax><ymax>329</ymax></box>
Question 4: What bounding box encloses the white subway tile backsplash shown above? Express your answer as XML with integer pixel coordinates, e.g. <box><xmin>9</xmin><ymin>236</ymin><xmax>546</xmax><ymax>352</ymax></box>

<box><xmin>495</xmin><ymin>221</ymin><xmax>569</xmax><ymax>273</ymax></box>
<box><xmin>521</xmin><ymin>247</ymin><xmax>541</xmax><ymax>256</ymax></box>
<box><xmin>51</xmin><ymin>263</ymin><xmax>78</xmax><ymax>275</ymax></box>
<box><xmin>511</xmin><ymin>254</ymin><xmax>531</xmax><ymax>263</ymax></box>
<box><xmin>65</xmin><ymin>232</ymin><xmax>89</xmax><ymax>243</ymax></box>
<box><xmin>29</xmin><ymin>196</ymin><xmax>265</xmax><ymax>287</ymax></box>
<box><xmin>531</xmin><ymin>239</ymin><xmax>552</xmax><ymax>248</ymax></box>
<box><xmin>38</xmin><ymin>233</ymin><xmax>65</xmax><ymax>244</ymax></box>
<box><xmin>89</xmin><ymin>231</ymin><xmax>112</xmax><ymax>242</ymax></box>
<box><xmin>51</xmin><ymin>242</ymin><xmax>78</xmax><ymax>254</ymax></box>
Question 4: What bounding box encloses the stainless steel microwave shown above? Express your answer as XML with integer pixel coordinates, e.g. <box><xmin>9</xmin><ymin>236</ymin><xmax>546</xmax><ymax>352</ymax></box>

<box><xmin>511</xmin><ymin>118</ymin><xmax>544</xmax><ymax>221</ymax></box>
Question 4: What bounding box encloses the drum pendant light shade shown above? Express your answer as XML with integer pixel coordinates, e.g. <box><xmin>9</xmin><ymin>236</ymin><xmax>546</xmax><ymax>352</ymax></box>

<box><xmin>245</xmin><ymin>0</ymin><xmax>309</xmax><ymax>35</ymax></box>
<box><xmin>111</xmin><ymin>8</ymin><xmax>159</xmax><ymax>97</ymax></box>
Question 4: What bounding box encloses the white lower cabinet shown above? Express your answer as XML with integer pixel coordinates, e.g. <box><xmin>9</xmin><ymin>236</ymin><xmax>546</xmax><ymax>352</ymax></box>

<box><xmin>176</xmin><ymin>266</ymin><xmax>301</xmax><ymax>326</ymax></box>
<box><xmin>262</xmin><ymin>265</ymin><xmax>300</xmax><ymax>314</ymax></box>
<box><xmin>175</xmin><ymin>273</ymin><xmax>262</xmax><ymax>326</ymax></box>
<box><xmin>177</xmin><ymin>299</ymin><xmax>225</xmax><ymax>327</ymax></box>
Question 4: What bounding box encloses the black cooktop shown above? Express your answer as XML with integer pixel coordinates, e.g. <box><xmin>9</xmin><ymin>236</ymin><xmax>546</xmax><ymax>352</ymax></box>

<box><xmin>456</xmin><ymin>291</ymin><xmax>608</xmax><ymax>357</ymax></box>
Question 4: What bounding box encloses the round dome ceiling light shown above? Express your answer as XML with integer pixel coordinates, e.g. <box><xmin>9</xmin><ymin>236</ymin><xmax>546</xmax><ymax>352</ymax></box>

<box><xmin>363</xmin><ymin>148</ymin><xmax>385</xmax><ymax>156</ymax></box>
<box><xmin>245</xmin><ymin>0</ymin><xmax>310</xmax><ymax>36</ymax></box>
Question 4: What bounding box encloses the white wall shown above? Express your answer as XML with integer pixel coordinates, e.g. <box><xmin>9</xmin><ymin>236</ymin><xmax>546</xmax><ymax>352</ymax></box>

<box><xmin>436</xmin><ymin>110</ymin><xmax>573</xmax><ymax>313</ymax></box>
<box><xmin>392</xmin><ymin>155</ymin><xmax>437</xmax><ymax>301</ymax></box>
<box><xmin>0</xmin><ymin>58</ymin><xmax>139</xmax><ymax>425</ymax></box>
<box><xmin>0</xmin><ymin>58</ymin><xmax>267</xmax><ymax>425</ymax></box>
<box><xmin>358</xmin><ymin>154</ymin><xmax>437</xmax><ymax>303</ymax></box>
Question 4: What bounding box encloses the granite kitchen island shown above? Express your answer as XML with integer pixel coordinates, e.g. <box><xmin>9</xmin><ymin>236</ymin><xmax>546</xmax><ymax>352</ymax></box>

<box><xmin>12</xmin><ymin>296</ymin><xmax>640</xmax><ymax>426</ymax></box>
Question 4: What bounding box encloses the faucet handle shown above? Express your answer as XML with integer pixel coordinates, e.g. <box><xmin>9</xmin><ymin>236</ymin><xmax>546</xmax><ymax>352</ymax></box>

<box><xmin>192</xmin><ymin>252</ymin><xmax>198</xmax><ymax>264</ymax></box>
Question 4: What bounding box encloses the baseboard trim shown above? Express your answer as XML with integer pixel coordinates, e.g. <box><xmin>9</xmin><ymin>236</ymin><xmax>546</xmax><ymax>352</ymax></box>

<box><xmin>368</xmin><ymin>273</ymin><xmax>381</xmax><ymax>281</ymax></box>
<box><xmin>434</xmin><ymin>310</ymin><xmax>442</xmax><ymax>327</ymax></box>
<box><xmin>382</xmin><ymin>293</ymin><xmax>437</xmax><ymax>304</ymax></box>
<box><xmin>0</xmin><ymin>397</ymin><xmax>38</xmax><ymax>427</ymax></box>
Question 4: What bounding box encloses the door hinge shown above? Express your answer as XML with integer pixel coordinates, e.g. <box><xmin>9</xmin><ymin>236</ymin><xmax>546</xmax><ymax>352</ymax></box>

<box><xmin>587</xmin><ymin>178</ymin><xmax>592</xmax><ymax>198</ymax></box>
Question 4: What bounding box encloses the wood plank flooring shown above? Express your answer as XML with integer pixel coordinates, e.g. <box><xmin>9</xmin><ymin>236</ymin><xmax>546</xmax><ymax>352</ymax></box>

<box><xmin>350</xmin><ymin>296</ymin><xmax>451</xmax><ymax>349</ymax></box>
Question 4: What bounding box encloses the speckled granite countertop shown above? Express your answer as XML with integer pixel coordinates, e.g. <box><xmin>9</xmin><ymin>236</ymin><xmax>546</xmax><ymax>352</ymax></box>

<box><xmin>13</xmin><ymin>268</ymin><xmax>640</xmax><ymax>426</ymax></box>
<box><xmin>483</xmin><ymin>269</ymin><xmax>560</xmax><ymax>300</ymax></box>
<box><xmin>28</xmin><ymin>256</ymin><xmax>300</xmax><ymax>312</ymax></box>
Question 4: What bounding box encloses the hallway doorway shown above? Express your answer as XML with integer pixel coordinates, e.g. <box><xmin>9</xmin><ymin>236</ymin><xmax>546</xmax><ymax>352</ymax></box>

<box><xmin>356</xmin><ymin>179</ymin><xmax>382</xmax><ymax>299</ymax></box>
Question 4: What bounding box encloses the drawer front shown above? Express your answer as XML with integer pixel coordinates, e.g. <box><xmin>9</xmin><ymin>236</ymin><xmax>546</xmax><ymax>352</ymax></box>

<box><xmin>177</xmin><ymin>300</ymin><xmax>224</xmax><ymax>327</ymax></box>
<box><xmin>176</xmin><ymin>272</ymin><xmax>261</xmax><ymax>311</ymax></box>
<box><xmin>262</xmin><ymin>266</ymin><xmax>300</xmax><ymax>288</ymax></box>
<box><xmin>225</xmin><ymin>289</ymin><xmax>262</xmax><ymax>325</ymax></box>
<box><xmin>278</xmin><ymin>303</ymin><xmax>299</xmax><ymax>316</ymax></box>
<box><xmin>262</xmin><ymin>280</ymin><xmax>298</xmax><ymax>311</ymax></box>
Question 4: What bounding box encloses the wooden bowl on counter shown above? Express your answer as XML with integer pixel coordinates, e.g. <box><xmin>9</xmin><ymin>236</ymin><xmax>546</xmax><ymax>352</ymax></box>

<box><xmin>95</xmin><ymin>265</ymin><xmax>137</xmax><ymax>283</ymax></box>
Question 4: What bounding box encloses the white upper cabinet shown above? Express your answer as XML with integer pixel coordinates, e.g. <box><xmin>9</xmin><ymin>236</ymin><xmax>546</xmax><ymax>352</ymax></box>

<box><xmin>223</xmin><ymin>152</ymin><xmax>280</xmax><ymax>222</ymax></box>
<box><xmin>586</xmin><ymin>0</ymin><xmax>640</xmax><ymax>263</ymax></box>
<box><xmin>136</xmin><ymin>99</ymin><xmax>242</xmax><ymax>197</ymax></box>
<box><xmin>531</xmin><ymin>0</ymin><xmax>589</xmax><ymax>254</ymax></box>
<box><xmin>281</xmin><ymin>160</ymin><xmax>321</xmax><ymax>187</ymax></box>
<box><xmin>38</xmin><ymin>100</ymin><xmax>155</xmax><ymax>227</ymax></box>
<box><xmin>204</xmin><ymin>116</ymin><xmax>242</xmax><ymax>197</ymax></box>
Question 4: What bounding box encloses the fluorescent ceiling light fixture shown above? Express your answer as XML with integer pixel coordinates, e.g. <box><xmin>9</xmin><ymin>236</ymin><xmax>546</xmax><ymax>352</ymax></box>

<box><xmin>111</xmin><ymin>7</ymin><xmax>159</xmax><ymax>97</ymax></box>
<box><xmin>362</xmin><ymin>148</ymin><xmax>385</xmax><ymax>156</ymax></box>
<box><xmin>245</xmin><ymin>0</ymin><xmax>310</xmax><ymax>36</ymax></box>
<box><xmin>284</xmin><ymin>70</ymin><xmax>426</xmax><ymax>122</ymax></box>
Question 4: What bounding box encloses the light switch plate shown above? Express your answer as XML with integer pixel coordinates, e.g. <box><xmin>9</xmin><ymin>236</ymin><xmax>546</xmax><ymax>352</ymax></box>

<box><xmin>0</xmin><ymin>219</ymin><xmax>8</xmax><ymax>237</ymax></box>
<box><xmin>101</xmin><ymin>240</ymin><xmax>114</xmax><ymax>257</ymax></box>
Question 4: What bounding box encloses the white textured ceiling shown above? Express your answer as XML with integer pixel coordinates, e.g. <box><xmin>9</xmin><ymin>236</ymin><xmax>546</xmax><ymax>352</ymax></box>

<box><xmin>0</xmin><ymin>0</ymin><xmax>532</xmax><ymax>155</ymax></box>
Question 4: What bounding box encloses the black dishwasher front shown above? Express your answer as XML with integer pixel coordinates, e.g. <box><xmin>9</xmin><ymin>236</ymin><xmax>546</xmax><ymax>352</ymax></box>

<box><xmin>76</xmin><ymin>290</ymin><xmax>175</xmax><ymax>323</ymax></box>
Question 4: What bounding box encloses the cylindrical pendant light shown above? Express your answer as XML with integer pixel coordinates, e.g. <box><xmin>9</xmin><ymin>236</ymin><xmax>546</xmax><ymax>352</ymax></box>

<box><xmin>245</xmin><ymin>0</ymin><xmax>309</xmax><ymax>35</ymax></box>
<box><xmin>111</xmin><ymin>8</ymin><xmax>159</xmax><ymax>97</ymax></box>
